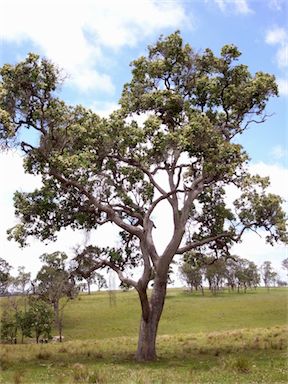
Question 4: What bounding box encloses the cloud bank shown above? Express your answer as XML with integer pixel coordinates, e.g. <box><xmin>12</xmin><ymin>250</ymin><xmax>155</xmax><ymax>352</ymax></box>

<box><xmin>0</xmin><ymin>0</ymin><xmax>187</xmax><ymax>93</ymax></box>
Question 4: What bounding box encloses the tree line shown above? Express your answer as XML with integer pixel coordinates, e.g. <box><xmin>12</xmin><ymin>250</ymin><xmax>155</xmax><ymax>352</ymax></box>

<box><xmin>0</xmin><ymin>252</ymin><xmax>287</xmax><ymax>344</ymax></box>
<box><xmin>179</xmin><ymin>254</ymin><xmax>288</xmax><ymax>294</ymax></box>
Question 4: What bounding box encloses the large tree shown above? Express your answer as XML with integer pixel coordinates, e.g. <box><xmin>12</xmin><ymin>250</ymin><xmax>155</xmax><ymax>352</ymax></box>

<box><xmin>0</xmin><ymin>32</ymin><xmax>287</xmax><ymax>361</ymax></box>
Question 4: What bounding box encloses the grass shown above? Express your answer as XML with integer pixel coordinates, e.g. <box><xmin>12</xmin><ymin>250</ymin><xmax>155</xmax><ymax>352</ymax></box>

<box><xmin>0</xmin><ymin>287</ymin><xmax>287</xmax><ymax>383</ymax></box>
<box><xmin>63</xmin><ymin>287</ymin><xmax>288</xmax><ymax>340</ymax></box>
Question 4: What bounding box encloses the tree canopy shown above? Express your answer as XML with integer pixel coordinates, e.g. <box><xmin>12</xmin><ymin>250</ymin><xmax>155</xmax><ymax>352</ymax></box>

<box><xmin>0</xmin><ymin>32</ymin><xmax>287</xmax><ymax>361</ymax></box>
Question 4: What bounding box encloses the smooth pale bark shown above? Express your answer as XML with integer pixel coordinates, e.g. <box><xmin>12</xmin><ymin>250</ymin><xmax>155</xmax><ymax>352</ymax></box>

<box><xmin>136</xmin><ymin>276</ymin><xmax>167</xmax><ymax>361</ymax></box>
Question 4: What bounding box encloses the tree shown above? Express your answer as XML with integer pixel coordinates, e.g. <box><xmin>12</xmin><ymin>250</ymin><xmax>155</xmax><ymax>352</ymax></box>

<box><xmin>234</xmin><ymin>258</ymin><xmax>260</xmax><ymax>292</ymax></box>
<box><xmin>1</xmin><ymin>309</ymin><xmax>18</xmax><ymax>343</ymax></box>
<box><xmin>16</xmin><ymin>309</ymin><xmax>33</xmax><ymax>343</ymax></box>
<box><xmin>261</xmin><ymin>261</ymin><xmax>276</xmax><ymax>289</ymax></box>
<box><xmin>0</xmin><ymin>295</ymin><xmax>33</xmax><ymax>344</ymax></box>
<box><xmin>71</xmin><ymin>251</ymin><xmax>107</xmax><ymax>294</ymax></box>
<box><xmin>179</xmin><ymin>252</ymin><xmax>204</xmax><ymax>293</ymax></box>
<box><xmin>224</xmin><ymin>257</ymin><xmax>238</xmax><ymax>291</ymax></box>
<box><xmin>1</xmin><ymin>32</ymin><xmax>287</xmax><ymax>361</ymax></box>
<box><xmin>94</xmin><ymin>272</ymin><xmax>108</xmax><ymax>291</ymax></box>
<box><xmin>0</xmin><ymin>258</ymin><xmax>12</xmax><ymax>295</ymax></box>
<box><xmin>28</xmin><ymin>298</ymin><xmax>53</xmax><ymax>343</ymax></box>
<box><xmin>12</xmin><ymin>266</ymin><xmax>31</xmax><ymax>295</ymax></box>
<box><xmin>282</xmin><ymin>258</ymin><xmax>288</xmax><ymax>278</ymax></box>
<box><xmin>34</xmin><ymin>252</ymin><xmax>77</xmax><ymax>340</ymax></box>
<box><xmin>204</xmin><ymin>256</ymin><xmax>227</xmax><ymax>294</ymax></box>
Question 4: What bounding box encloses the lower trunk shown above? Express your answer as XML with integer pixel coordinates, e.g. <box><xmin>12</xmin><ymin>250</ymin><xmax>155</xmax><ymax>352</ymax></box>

<box><xmin>136</xmin><ymin>277</ymin><xmax>167</xmax><ymax>362</ymax></box>
<box><xmin>53</xmin><ymin>301</ymin><xmax>61</xmax><ymax>338</ymax></box>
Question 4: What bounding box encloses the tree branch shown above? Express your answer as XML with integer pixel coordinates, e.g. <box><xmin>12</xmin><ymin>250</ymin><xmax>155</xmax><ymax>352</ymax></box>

<box><xmin>49</xmin><ymin>167</ymin><xmax>143</xmax><ymax>239</ymax></box>
<box><xmin>176</xmin><ymin>222</ymin><xmax>261</xmax><ymax>255</ymax></box>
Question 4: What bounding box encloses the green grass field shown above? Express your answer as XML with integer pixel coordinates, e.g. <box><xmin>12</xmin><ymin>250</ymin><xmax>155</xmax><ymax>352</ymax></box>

<box><xmin>0</xmin><ymin>288</ymin><xmax>287</xmax><ymax>383</ymax></box>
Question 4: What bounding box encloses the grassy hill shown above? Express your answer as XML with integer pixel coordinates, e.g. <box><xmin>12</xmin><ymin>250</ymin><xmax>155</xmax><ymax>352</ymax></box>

<box><xmin>0</xmin><ymin>287</ymin><xmax>287</xmax><ymax>383</ymax></box>
<box><xmin>63</xmin><ymin>287</ymin><xmax>287</xmax><ymax>340</ymax></box>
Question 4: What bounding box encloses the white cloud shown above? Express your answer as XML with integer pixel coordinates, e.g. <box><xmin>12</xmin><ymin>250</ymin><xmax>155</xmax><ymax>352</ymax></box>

<box><xmin>0</xmin><ymin>151</ymin><xmax>41</xmax><ymax>199</ymax></box>
<box><xmin>232</xmin><ymin>231</ymin><xmax>287</xmax><ymax>278</ymax></box>
<box><xmin>268</xmin><ymin>0</ymin><xmax>285</xmax><ymax>11</ymax></box>
<box><xmin>271</xmin><ymin>144</ymin><xmax>288</xmax><ymax>160</ymax></box>
<box><xmin>234</xmin><ymin>0</ymin><xmax>252</xmax><ymax>14</ymax></box>
<box><xmin>0</xmin><ymin>0</ymin><xmax>187</xmax><ymax>93</ymax></box>
<box><xmin>213</xmin><ymin>0</ymin><xmax>252</xmax><ymax>14</ymax></box>
<box><xmin>265</xmin><ymin>27</ymin><xmax>288</xmax><ymax>69</ymax></box>
<box><xmin>276</xmin><ymin>45</ymin><xmax>288</xmax><ymax>68</ymax></box>
<box><xmin>277</xmin><ymin>77</ymin><xmax>288</xmax><ymax>96</ymax></box>
<box><xmin>265</xmin><ymin>27</ymin><xmax>287</xmax><ymax>45</ymax></box>
<box><xmin>70</xmin><ymin>69</ymin><xmax>115</xmax><ymax>94</ymax></box>
<box><xmin>248</xmin><ymin>162</ymin><xmax>288</xmax><ymax>199</ymax></box>
<box><xmin>90</xmin><ymin>101</ymin><xmax>119</xmax><ymax>117</ymax></box>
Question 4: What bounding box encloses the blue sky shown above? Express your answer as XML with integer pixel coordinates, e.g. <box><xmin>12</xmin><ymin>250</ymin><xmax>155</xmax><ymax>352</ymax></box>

<box><xmin>0</xmin><ymin>0</ymin><xmax>287</xmax><ymax>281</ymax></box>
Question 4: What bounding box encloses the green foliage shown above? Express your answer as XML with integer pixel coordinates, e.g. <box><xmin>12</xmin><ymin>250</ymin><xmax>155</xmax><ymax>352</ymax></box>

<box><xmin>0</xmin><ymin>257</ymin><xmax>12</xmax><ymax>295</ymax></box>
<box><xmin>16</xmin><ymin>310</ymin><xmax>33</xmax><ymax>340</ymax></box>
<box><xmin>179</xmin><ymin>252</ymin><xmax>204</xmax><ymax>291</ymax></box>
<box><xmin>180</xmin><ymin>253</ymin><xmax>261</xmax><ymax>294</ymax></box>
<box><xmin>35</xmin><ymin>252</ymin><xmax>77</xmax><ymax>303</ymax></box>
<box><xmin>0</xmin><ymin>32</ymin><xmax>287</xmax><ymax>360</ymax></box>
<box><xmin>28</xmin><ymin>298</ymin><xmax>53</xmax><ymax>342</ymax></box>
<box><xmin>0</xmin><ymin>307</ymin><xmax>18</xmax><ymax>343</ymax></box>
<box><xmin>34</xmin><ymin>251</ymin><xmax>78</xmax><ymax>337</ymax></box>
<box><xmin>0</xmin><ymin>32</ymin><xmax>285</xmax><ymax>253</ymax></box>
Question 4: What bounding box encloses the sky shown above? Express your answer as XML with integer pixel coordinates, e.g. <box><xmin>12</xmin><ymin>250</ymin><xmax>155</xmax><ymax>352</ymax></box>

<box><xmin>0</xmin><ymin>0</ymin><xmax>287</xmax><ymax>283</ymax></box>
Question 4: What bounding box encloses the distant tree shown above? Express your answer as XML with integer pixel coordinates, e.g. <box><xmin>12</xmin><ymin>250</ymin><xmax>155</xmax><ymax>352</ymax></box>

<box><xmin>245</xmin><ymin>260</ymin><xmax>260</xmax><ymax>289</ymax></box>
<box><xmin>1</xmin><ymin>310</ymin><xmax>17</xmax><ymax>343</ymax></box>
<box><xmin>179</xmin><ymin>252</ymin><xmax>204</xmax><ymax>293</ymax></box>
<box><xmin>270</xmin><ymin>271</ymin><xmax>278</xmax><ymax>287</ymax></box>
<box><xmin>282</xmin><ymin>258</ymin><xmax>288</xmax><ymax>278</ymax></box>
<box><xmin>94</xmin><ymin>272</ymin><xmax>107</xmax><ymax>291</ymax></box>
<box><xmin>204</xmin><ymin>257</ymin><xmax>226</xmax><ymax>294</ymax></box>
<box><xmin>235</xmin><ymin>259</ymin><xmax>260</xmax><ymax>292</ymax></box>
<box><xmin>224</xmin><ymin>257</ymin><xmax>238</xmax><ymax>291</ymax></box>
<box><xmin>12</xmin><ymin>266</ymin><xmax>31</xmax><ymax>295</ymax></box>
<box><xmin>28</xmin><ymin>298</ymin><xmax>53</xmax><ymax>343</ymax></box>
<box><xmin>16</xmin><ymin>310</ymin><xmax>33</xmax><ymax>343</ymax></box>
<box><xmin>34</xmin><ymin>252</ymin><xmax>78</xmax><ymax>341</ymax></box>
<box><xmin>1</xmin><ymin>32</ymin><xmax>288</xmax><ymax>361</ymax></box>
<box><xmin>276</xmin><ymin>279</ymin><xmax>287</xmax><ymax>287</ymax></box>
<box><xmin>261</xmin><ymin>261</ymin><xmax>276</xmax><ymax>290</ymax></box>
<box><xmin>0</xmin><ymin>258</ymin><xmax>12</xmax><ymax>295</ymax></box>
<box><xmin>76</xmin><ymin>269</ymin><xmax>107</xmax><ymax>295</ymax></box>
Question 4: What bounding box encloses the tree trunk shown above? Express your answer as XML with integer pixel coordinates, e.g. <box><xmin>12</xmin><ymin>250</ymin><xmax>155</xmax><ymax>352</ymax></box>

<box><xmin>136</xmin><ymin>277</ymin><xmax>167</xmax><ymax>362</ymax></box>
<box><xmin>87</xmin><ymin>279</ymin><xmax>91</xmax><ymax>295</ymax></box>
<box><xmin>53</xmin><ymin>301</ymin><xmax>60</xmax><ymax>334</ymax></box>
